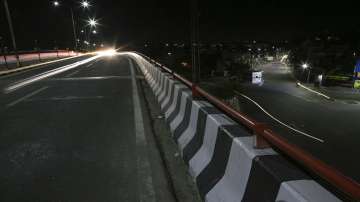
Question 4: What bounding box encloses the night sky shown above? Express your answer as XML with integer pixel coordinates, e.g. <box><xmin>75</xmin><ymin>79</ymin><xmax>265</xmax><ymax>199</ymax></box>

<box><xmin>0</xmin><ymin>0</ymin><xmax>359</xmax><ymax>50</ymax></box>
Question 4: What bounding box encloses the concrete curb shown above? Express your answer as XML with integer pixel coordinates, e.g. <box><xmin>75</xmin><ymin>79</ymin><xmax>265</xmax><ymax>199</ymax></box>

<box><xmin>0</xmin><ymin>54</ymin><xmax>86</xmax><ymax>77</ymax></box>
<box><xmin>127</xmin><ymin>52</ymin><xmax>342</xmax><ymax>202</ymax></box>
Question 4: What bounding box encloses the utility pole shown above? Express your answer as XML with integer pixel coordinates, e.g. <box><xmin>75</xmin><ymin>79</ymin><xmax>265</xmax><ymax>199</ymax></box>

<box><xmin>3</xmin><ymin>0</ymin><xmax>20</xmax><ymax>67</ymax></box>
<box><xmin>0</xmin><ymin>36</ymin><xmax>9</xmax><ymax>69</ymax></box>
<box><xmin>307</xmin><ymin>68</ymin><xmax>311</xmax><ymax>83</ymax></box>
<box><xmin>70</xmin><ymin>8</ymin><xmax>78</xmax><ymax>51</ymax></box>
<box><xmin>191</xmin><ymin>0</ymin><xmax>200</xmax><ymax>88</ymax></box>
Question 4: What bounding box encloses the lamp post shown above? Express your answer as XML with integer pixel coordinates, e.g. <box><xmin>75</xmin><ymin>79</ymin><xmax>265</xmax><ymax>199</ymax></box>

<box><xmin>86</xmin><ymin>18</ymin><xmax>98</xmax><ymax>51</ymax></box>
<box><xmin>3</xmin><ymin>0</ymin><xmax>20</xmax><ymax>67</ymax></box>
<box><xmin>53</xmin><ymin>1</ymin><xmax>91</xmax><ymax>51</ymax></box>
<box><xmin>302</xmin><ymin>63</ymin><xmax>311</xmax><ymax>83</ymax></box>
<box><xmin>191</xmin><ymin>0</ymin><xmax>200</xmax><ymax>95</ymax></box>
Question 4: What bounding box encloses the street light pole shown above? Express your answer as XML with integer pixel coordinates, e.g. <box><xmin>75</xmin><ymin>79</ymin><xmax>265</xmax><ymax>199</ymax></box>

<box><xmin>70</xmin><ymin>8</ymin><xmax>78</xmax><ymax>51</ymax></box>
<box><xmin>307</xmin><ymin>68</ymin><xmax>311</xmax><ymax>83</ymax></box>
<box><xmin>191</xmin><ymin>0</ymin><xmax>200</xmax><ymax>86</ymax></box>
<box><xmin>3</xmin><ymin>0</ymin><xmax>20</xmax><ymax>67</ymax></box>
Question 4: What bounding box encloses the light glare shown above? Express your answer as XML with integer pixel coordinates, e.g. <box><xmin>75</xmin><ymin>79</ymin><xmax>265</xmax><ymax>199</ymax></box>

<box><xmin>88</xmin><ymin>18</ymin><xmax>98</xmax><ymax>27</ymax></box>
<box><xmin>98</xmin><ymin>49</ymin><xmax>117</xmax><ymax>57</ymax></box>
<box><xmin>81</xmin><ymin>1</ymin><xmax>90</xmax><ymax>8</ymax></box>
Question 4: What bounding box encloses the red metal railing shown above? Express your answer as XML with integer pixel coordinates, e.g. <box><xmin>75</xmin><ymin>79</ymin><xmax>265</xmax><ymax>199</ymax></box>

<box><xmin>141</xmin><ymin>53</ymin><xmax>360</xmax><ymax>200</ymax></box>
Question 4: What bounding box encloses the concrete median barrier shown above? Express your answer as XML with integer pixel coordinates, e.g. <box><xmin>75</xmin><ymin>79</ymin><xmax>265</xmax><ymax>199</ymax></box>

<box><xmin>126</xmin><ymin>52</ymin><xmax>341</xmax><ymax>202</ymax></box>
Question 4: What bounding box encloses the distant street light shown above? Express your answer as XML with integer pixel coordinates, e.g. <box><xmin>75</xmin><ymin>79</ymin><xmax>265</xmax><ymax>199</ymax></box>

<box><xmin>302</xmin><ymin>63</ymin><xmax>311</xmax><ymax>83</ymax></box>
<box><xmin>53</xmin><ymin>1</ymin><xmax>60</xmax><ymax>7</ymax></box>
<box><xmin>92</xmin><ymin>30</ymin><xmax>97</xmax><ymax>34</ymax></box>
<box><xmin>88</xmin><ymin>18</ymin><xmax>98</xmax><ymax>27</ymax></box>
<box><xmin>81</xmin><ymin>1</ymin><xmax>90</xmax><ymax>8</ymax></box>
<box><xmin>53</xmin><ymin>2</ymin><xmax>79</xmax><ymax>51</ymax></box>
<box><xmin>302</xmin><ymin>63</ymin><xmax>309</xmax><ymax>69</ymax></box>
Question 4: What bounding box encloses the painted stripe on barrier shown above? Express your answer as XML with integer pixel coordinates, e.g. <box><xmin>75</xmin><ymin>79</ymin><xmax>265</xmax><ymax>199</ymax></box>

<box><xmin>161</xmin><ymin>80</ymin><xmax>180</xmax><ymax>110</ymax></box>
<box><xmin>188</xmin><ymin>115</ymin><xmax>234</xmax><ymax>178</ymax></box>
<box><xmin>166</xmin><ymin>88</ymin><xmax>191</xmax><ymax>124</ymax></box>
<box><xmin>162</xmin><ymin>81</ymin><xmax>179</xmax><ymax>112</ymax></box>
<box><xmin>276</xmin><ymin>180</ymin><xmax>341</xmax><ymax>202</ymax></box>
<box><xmin>177</xmin><ymin>101</ymin><xmax>212</xmax><ymax>152</ymax></box>
<box><xmin>173</xmin><ymin>97</ymin><xmax>193</xmax><ymax>140</ymax></box>
<box><xmin>182</xmin><ymin>107</ymin><xmax>222</xmax><ymax>164</ymax></box>
<box><xmin>169</xmin><ymin>91</ymin><xmax>192</xmax><ymax>132</ymax></box>
<box><xmin>196</xmin><ymin>125</ymin><xmax>256</xmax><ymax>199</ymax></box>
<box><xmin>242</xmin><ymin>155</ymin><xmax>312</xmax><ymax>201</ymax></box>
<box><xmin>205</xmin><ymin>136</ymin><xmax>276</xmax><ymax>201</ymax></box>
<box><xmin>155</xmin><ymin>72</ymin><xmax>166</xmax><ymax>97</ymax></box>
<box><xmin>164</xmin><ymin>85</ymin><xmax>187</xmax><ymax>117</ymax></box>
<box><xmin>158</xmin><ymin>76</ymin><xmax>171</xmax><ymax>103</ymax></box>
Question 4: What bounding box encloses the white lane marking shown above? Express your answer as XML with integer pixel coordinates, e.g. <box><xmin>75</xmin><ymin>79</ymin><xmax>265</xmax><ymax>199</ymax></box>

<box><xmin>128</xmin><ymin>58</ymin><xmax>156</xmax><ymax>201</ymax></box>
<box><xmin>65</xmin><ymin>70</ymin><xmax>80</xmax><ymax>77</ymax></box>
<box><xmin>6</xmin><ymin>86</ymin><xmax>48</xmax><ymax>108</ymax></box>
<box><xmin>235</xmin><ymin>92</ymin><xmax>325</xmax><ymax>143</ymax></box>
<box><xmin>26</xmin><ymin>95</ymin><xmax>104</xmax><ymax>102</ymax></box>
<box><xmin>297</xmin><ymin>82</ymin><xmax>332</xmax><ymax>100</ymax></box>
<box><xmin>50</xmin><ymin>76</ymin><xmax>143</xmax><ymax>81</ymax></box>
<box><xmin>3</xmin><ymin>55</ymin><xmax>101</xmax><ymax>93</ymax></box>
<box><xmin>86</xmin><ymin>62</ymin><xmax>95</xmax><ymax>67</ymax></box>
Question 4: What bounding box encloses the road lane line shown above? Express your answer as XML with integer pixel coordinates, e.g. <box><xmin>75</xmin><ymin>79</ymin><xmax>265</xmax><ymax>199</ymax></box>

<box><xmin>3</xmin><ymin>55</ymin><xmax>101</xmax><ymax>93</ymax></box>
<box><xmin>50</xmin><ymin>76</ymin><xmax>145</xmax><ymax>81</ymax></box>
<box><xmin>297</xmin><ymin>82</ymin><xmax>332</xmax><ymax>100</ymax></box>
<box><xmin>235</xmin><ymin>91</ymin><xmax>325</xmax><ymax>143</ymax></box>
<box><xmin>6</xmin><ymin>86</ymin><xmax>48</xmax><ymax>108</ymax></box>
<box><xmin>65</xmin><ymin>70</ymin><xmax>80</xmax><ymax>77</ymax></box>
<box><xmin>128</xmin><ymin>58</ymin><xmax>156</xmax><ymax>201</ymax></box>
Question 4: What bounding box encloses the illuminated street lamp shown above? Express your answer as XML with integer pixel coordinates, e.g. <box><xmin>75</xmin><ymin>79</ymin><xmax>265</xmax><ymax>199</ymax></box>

<box><xmin>81</xmin><ymin>1</ymin><xmax>90</xmax><ymax>8</ymax></box>
<box><xmin>53</xmin><ymin>1</ymin><xmax>60</xmax><ymax>6</ymax></box>
<box><xmin>88</xmin><ymin>18</ymin><xmax>98</xmax><ymax>27</ymax></box>
<box><xmin>53</xmin><ymin>2</ymin><xmax>79</xmax><ymax>51</ymax></box>
<box><xmin>302</xmin><ymin>63</ymin><xmax>311</xmax><ymax>83</ymax></box>
<box><xmin>92</xmin><ymin>30</ymin><xmax>97</xmax><ymax>34</ymax></box>
<box><xmin>302</xmin><ymin>63</ymin><xmax>309</xmax><ymax>69</ymax></box>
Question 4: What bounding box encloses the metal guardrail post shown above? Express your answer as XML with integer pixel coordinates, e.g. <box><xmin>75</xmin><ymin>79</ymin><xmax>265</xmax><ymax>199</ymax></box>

<box><xmin>253</xmin><ymin>123</ymin><xmax>271</xmax><ymax>149</ymax></box>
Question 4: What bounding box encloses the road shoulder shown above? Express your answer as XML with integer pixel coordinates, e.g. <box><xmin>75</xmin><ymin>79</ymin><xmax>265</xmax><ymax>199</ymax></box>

<box><xmin>138</xmin><ymin>76</ymin><xmax>202</xmax><ymax>202</ymax></box>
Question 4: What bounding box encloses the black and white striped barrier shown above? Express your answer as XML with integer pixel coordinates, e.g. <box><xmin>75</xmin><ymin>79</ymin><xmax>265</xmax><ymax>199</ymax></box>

<box><xmin>127</xmin><ymin>53</ymin><xmax>341</xmax><ymax>202</ymax></box>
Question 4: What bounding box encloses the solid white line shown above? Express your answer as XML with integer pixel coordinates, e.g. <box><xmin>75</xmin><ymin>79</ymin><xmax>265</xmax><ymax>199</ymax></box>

<box><xmin>128</xmin><ymin>58</ymin><xmax>156</xmax><ymax>201</ymax></box>
<box><xmin>3</xmin><ymin>55</ymin><xmax>101</xmax><ymax>93</ymax></box>
<box><xmin>297</xmin><ymin>82</ymin><xmax>332</xmax><ymax>100</ymax></box>
<box><xmin>6</xmin><ymin>86</ymin><xmax>48</xmax><ymax>108</ymax></box>
<box><xmin>236</xmin><ymin>92</ymin><xmax>325</xmax><ymax>143</ymax></box>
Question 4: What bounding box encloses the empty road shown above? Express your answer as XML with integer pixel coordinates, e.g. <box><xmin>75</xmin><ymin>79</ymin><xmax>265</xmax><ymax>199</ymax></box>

<box><xmin>235</xmin><ymin>62</ymin><xmax>360</xmax><ymax>183</ymax></box>
<box><xmin>0</xmin><ymin>53</ymin><xmax>176</xmax><ymax>201</ymax></box>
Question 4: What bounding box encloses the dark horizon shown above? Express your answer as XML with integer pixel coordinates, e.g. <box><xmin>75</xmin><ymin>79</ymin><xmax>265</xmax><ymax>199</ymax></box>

<box><xmin>1</xmin><ymin>0</ymin><xmax>359</xmax><ymax>50</ymax></box>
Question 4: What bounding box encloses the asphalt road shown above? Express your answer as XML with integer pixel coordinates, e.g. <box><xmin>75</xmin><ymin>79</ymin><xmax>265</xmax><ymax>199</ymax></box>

<box><xmin>236</xmin><ymin>62</ymin><xmax>360</xmax><ymax>183</ymax></box>
<box><xmin>0</xmin><ymin>54</ymin><xmax>176</xmax><ymax>201</ymax></box>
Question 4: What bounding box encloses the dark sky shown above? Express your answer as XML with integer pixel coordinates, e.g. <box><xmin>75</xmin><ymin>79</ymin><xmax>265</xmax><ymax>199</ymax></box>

<box><xmin>1</xmin><ymin>0</ymin><xmax>359</xmax><ymax>50</ymax></box>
